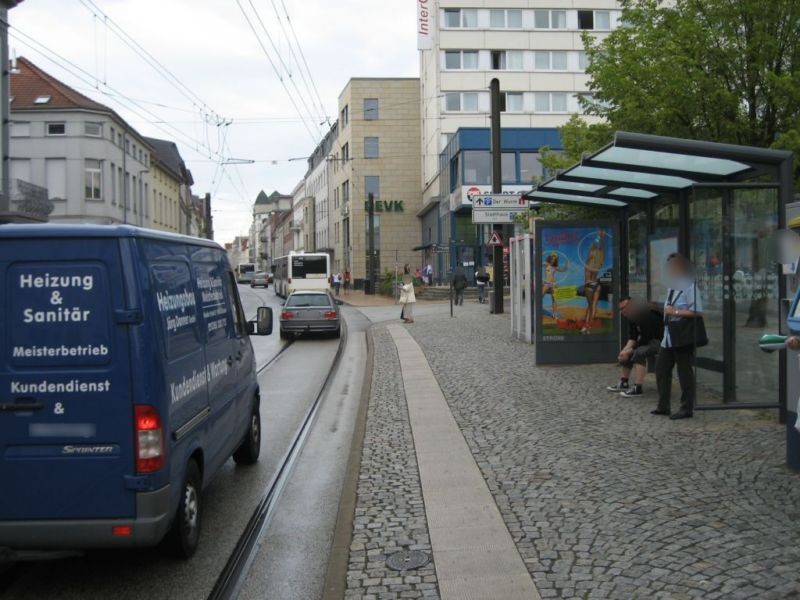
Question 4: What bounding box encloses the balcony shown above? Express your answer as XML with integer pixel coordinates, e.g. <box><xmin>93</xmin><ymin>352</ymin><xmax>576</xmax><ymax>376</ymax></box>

<box><xmin>8</xmin><ymin>179</ymin><xmax>53</xmax><ymax>220</ymax></box>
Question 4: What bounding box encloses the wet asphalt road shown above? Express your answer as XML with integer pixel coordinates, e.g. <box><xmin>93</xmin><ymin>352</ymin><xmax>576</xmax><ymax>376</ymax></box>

<box><xmin>1</xmin><ymin>284</ymin><xmax>341</xmax><ymax>600</ymax></box>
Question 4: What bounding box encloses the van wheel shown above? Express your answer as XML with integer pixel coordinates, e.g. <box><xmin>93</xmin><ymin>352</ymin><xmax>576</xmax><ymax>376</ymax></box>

<box><xmin>169</xmin><ymin>460</ymin><xmax>202</xmax><ymax>559</ymax></box>
<box><xmin>233</xmin><ymin>402</ymin><xmax>261</xmax><ymax>465</ymax></box>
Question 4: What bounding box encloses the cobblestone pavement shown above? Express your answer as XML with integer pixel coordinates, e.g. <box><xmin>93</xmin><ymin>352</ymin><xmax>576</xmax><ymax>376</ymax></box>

<box><xmin>345</xmin><ymin>327</ymin><xmax>440</xmax><ymax>600</ymax></box>
<box><xmin>397</xmin><ymin>304</ymin><xmax>800</xmax><ymax>599</ymax></box>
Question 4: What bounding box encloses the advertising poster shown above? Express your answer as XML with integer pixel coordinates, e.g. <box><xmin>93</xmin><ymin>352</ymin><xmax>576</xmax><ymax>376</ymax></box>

<box><xmin>538</xmin><ymin>224</ymin><xmax>617</xmax><ymax>341</ymax></box>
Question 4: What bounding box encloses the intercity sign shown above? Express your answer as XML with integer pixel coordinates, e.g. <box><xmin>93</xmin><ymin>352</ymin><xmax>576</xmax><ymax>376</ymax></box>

<box><xmin>364</xmin><ymin>200</ymin><xmax>404</xmax><ymax>213</ymax></box>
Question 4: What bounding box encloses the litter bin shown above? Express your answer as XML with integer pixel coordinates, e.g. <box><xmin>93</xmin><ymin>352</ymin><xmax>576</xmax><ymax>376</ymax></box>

<box><xmin>488</xmin><ymin>290</ymin><xmax>495</xmax><ymax>314</ymax></box>
<box><xmin>364</xmin><ymin>279</ymin><xmax>373</xmax><ymax>295</ymax></box>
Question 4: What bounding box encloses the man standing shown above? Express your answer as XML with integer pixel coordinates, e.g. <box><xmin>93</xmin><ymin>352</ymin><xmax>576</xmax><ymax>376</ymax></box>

<box><xmin>332</xmin><ymin>272</ymin><xmax>341</xmax><ymax>296</ymax></box>
<box><xmin>452</xmin><ymin>267</ymin><xmax>468</xmax><ymax>306</ymax></box>
<box><xmin>607</xmin><ymin>296</ymin><xmax>664</xmax><ymax>396</ymax></box>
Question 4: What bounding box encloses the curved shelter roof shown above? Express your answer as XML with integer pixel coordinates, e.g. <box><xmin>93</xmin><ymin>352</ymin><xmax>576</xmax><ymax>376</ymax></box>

<box><xmin>524</xmin><ymin>131</ymin><xmax>793</xmax><ymax>209</ymax></box>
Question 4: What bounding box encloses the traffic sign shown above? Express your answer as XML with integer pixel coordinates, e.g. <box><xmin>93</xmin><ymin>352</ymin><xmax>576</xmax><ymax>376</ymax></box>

<box><xmin>486</xmin><ymin>230</ymin><xmax>504</xmax><ymax>247</ymax></box>
<box><xmin>469</xmin><ymin>193</ymin><xmax>528</xmax><ymax>209</ymax></box>
<box><xmin>472</xmin><ymin>210</ymin><xmax>522</xmax><ymax>224</ymax></box>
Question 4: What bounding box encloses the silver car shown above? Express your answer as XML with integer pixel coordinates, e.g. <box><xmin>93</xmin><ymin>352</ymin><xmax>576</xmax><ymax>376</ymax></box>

<box><xmin>250</xmin><ymin>272</ymin><xmax>270</xmax><ymax>288</ymax></box>
<box><xmin>279</xmin><ymin>291</ymin><xmax>341</xmax><ymax>339</ymax></box>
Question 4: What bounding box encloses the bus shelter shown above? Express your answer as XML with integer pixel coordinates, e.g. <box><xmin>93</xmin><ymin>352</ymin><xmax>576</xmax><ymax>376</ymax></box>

<box><xmin>524</xmin><ymin>132</ymin><xmax>794</xmax><ymax>422</ymax></box>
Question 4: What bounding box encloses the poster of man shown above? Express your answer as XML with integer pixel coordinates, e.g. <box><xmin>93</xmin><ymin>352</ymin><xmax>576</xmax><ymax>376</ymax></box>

<box><xmin>538</xmin><ymin>224</ymin><xmax>616</xmax><ymax>338</ymax></box>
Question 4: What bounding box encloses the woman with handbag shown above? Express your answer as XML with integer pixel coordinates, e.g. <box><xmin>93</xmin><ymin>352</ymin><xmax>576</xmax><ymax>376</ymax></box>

<box><xmin>399</xmin><ymin>274</ymin><xmax>416</xmax><ymax>324</ymax></box>
<box><xmin>652</xmin><ymin>253</ymin><xmax>707</xmax><ymax>420</ymax></box>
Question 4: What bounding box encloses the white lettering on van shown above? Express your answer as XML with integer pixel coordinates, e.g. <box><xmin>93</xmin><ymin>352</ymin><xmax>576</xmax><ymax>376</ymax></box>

<box><xmin>19</xmin><ymin>273</ymin><xmax>94</xmax><ymax>291</ymax></box>
<box><xmin>23</xmin><ymin>307</ymin><xmax>91</xmax><ymax>323</ymax></box>
<box><xmin>12</xmin><ymin>344</ymin><xmax>108</xmax><ymax>358</ymax></box>
<box><xmin>170</xmin><ymin>370</ymin><xmax>207</xmax><ymax>405</ymax></box>
<box><xmin>156</xmin><ymin>289</ymin><xmax>196</xmax><ymax>314</ymax></box>
<box><xmin>10</xmin><ymin>379</ymin><xmax>111</xmax><ymax>394</ymax></box>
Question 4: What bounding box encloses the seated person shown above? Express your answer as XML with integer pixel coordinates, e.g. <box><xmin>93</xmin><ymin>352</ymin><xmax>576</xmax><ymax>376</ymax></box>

<box><xmin>607</xmin><ymin>296</ymin><xmax>664</xmax><ymax>397</ymax></box>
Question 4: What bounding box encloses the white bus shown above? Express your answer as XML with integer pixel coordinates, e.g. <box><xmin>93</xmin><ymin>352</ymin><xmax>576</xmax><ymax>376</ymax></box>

<box><xmin>273</xmin><ymin>252</ymin><xmax>330</xmax><ymax>297</ymax></box>
<box><xmin>236</xmin><ymin>262</ymin><xmax>256</xmax><ymax>284</ymax></box>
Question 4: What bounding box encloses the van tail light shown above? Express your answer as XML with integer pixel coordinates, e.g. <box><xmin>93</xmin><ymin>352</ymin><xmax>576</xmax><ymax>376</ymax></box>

<box><xmin>281</xmin><ymin>310</ymin><xmax>295</xmax><ymax>320</ymax></box>
<box><xmin>112</xmin><ymin>525</ymin><xmax>132</xmax><ymax>537</ymax></box>
<box><xmin>323</xmin><ymin>311</ymin><xmax>337</xmax><ymax>320</ymax></box>
<box><xmin>134</xmin><ymin>405</ymin><xmax>164</xmax><ymax>473</ymax></box>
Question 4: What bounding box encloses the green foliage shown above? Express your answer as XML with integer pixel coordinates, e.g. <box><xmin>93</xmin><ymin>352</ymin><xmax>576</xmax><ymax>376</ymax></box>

<box><xmin>377</xmin><ymin>270</ymin><xmax>399</xmax><ymax>297</ymax></box>
<box><xmin>538</xmin><ymin>115</ymin><xmax>613</xmax><ymax>174</ymax></box>
<box><xmin>581</xmin><ymin>0</ymin><xmax>800</xmax><ymax>184</ymax></box>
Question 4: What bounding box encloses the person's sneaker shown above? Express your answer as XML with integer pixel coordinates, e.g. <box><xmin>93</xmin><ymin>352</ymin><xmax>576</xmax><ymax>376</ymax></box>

<box><xmin>606</xmin><ymin>382</ymin><xmax>629</xmax><ymax>392</ymax></box>
<box><xmin>620</xmin><ymin>387</ymin><xmax>643</xmax><ymax>397</ymax></box>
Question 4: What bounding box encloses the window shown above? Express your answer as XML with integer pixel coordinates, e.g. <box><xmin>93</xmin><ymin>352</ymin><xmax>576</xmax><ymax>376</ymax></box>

<box><xmin>342</xmin><ymin>180</ymin><xmax>350</xmax><ymax>203</ymax></box>
<box><xmin>534</xmin><ymin>52</ymin><xmax>550</xmax><ymax>70</ymax></box>
<box><xmin>364</xmin><ymin>136</ymin><xmax>379</xmax><ymax>158</ymax></box>
<box><xmin>489</xmin><ymin>9</ymin><xmax>522</xmax><ymax>28</ymax></box>
<box><xmin>461</xmin><ymin>8</ymin><xmax>477</xmax><ymax>27</ymax></box>
<box><xmin>520</xmin><ymin>153</ymin><xmax>543</xmax><ymax>182</ymax></box>
<box><xmin>552</xmin><ymin>51</ymin><xmax>568</xmax><ymax>70</ymax></box>
<box><xmin>45</xmin><ymin>158</ymin><xmax>66</xmax><ymax>200</ymax></box>
<box><xmin>578</xmin><ymin>10</ymin><xmax>594</xmax><ymax>29</ymax></box>
<box><xmin>445</xmin><ymin>50</ymin><xmax>478</xmax><ymax>70</ymax></box>
<box><xmin>342</xmin><ymin>143</ymin><xmax>350</xmax><ymax>163</ymax></box>
<box><xmin>33</xmin><ymin>95</ymin><xmax>51</xmax><ymax>105</ymax></box>
<box><xmin>84</xmin><ymin>122</ymin><xmax>102</xmax><ymax>137</ymax></box>
<box><xmin>595</xmin><ymin>11</ymin><xmax>611</xmax><ymax>30</ymax></box>
<box><xmin>578</xmin><ymin>51</ymin><xmax>589</xmax><ymax>70</ymax></box>
<box><xmin>444</xmin><ymin>92</ymin><xmax>479</xmax><ymax>113</ymax></box>
<box><xmin>46</xmin><ymin>122</ymin><xmax>66</xmax><ymax>136</ymax></box>
<box><xmin>225</xmin><ymin>273</ymin><xmax>248</xmax><ymax>337</ymax></box>
<box><xmin>10</xmin><ymin>122</ymin><xmax>30</xmax><ymax>137</ymax></box>
<box><xmin>502</xmin><ymin>153</ymin><xmax>516</xmax><ymax>183</ymax></box>
<box><xmin>110</xmin><ymin>126</ymin><xmax>116</xmax><ymax>143</ymax></box>
<box><xmin>341</xmin><ymin>104</ymin><xmax>349</xmax><ymax>127</ymax></box>
<box><xmin>110</xmin><ymin>162</ymin><xmax>116</xmax><ymax>205</ymax></box>
<box><xmin>84</xmin><ymin>159</ymin><xmax>102</xmax><ymax>200</ymax></box>
<box><xmin>492</xmin><ymin>50</ymin><xmax>523</xmax><ymax>70</ymax></box>
<box><xmin>444</xmin><ymin>8</ymin><xmax>460</xmax><ymax>27</ymax></box>
<box><xmin>463</xmin><ymin>151</ymin><xmax>491</xmax><ymax>185</ymax></box>
<box><xmin>535</xmin><ymin>93</ymin><xmax>569</xmax><ymax>112</ymax></box>
<box><xmin>364</xmin><ymin>175</ymin><xmax>380</xmax><ymax>199</ymax></box>
<box><xmin>363</xmin><ymin>98</ymin><xmax>379</xmax><ymax>120</ymax></box>
<box><xmin>504</xmin><ymin>92</ymin><xmax>524</xmax><ymax>112</ymax></box>
<box><xmin>534</xmin><ymin>9</ymin><xmax>566</xmax><ymax>29</ymax></box>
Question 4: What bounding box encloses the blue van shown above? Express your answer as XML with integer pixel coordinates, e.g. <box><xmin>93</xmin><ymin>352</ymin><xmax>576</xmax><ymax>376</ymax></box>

<box><xmin>0</xmin><ymin>225</ymin><xmax>273</xmax><ymax>558</ymax></box>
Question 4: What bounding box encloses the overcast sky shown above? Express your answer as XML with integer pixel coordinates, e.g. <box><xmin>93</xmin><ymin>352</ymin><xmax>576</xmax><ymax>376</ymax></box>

<box><xmin>11</xmin><ymin>0</ymin><xmax>418</xmax><ymax>243</ymax></box>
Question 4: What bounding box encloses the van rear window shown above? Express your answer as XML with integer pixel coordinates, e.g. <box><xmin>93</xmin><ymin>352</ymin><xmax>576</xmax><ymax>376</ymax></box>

<box><xmin>291</xmin><ymin>256</ymin><xmax>327</xmax><ymax>279</ymax></box>
<box><xmin>8</xmin><ymin>263</ymin><xmax>111</xmax><ymax>367</ymax></box>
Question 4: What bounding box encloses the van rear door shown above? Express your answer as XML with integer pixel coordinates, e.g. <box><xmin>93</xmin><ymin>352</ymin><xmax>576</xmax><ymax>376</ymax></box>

<box><xmin>0</xmin><ymin>237</ymin><xmax>135</xmax><ymax>520</ymax></box>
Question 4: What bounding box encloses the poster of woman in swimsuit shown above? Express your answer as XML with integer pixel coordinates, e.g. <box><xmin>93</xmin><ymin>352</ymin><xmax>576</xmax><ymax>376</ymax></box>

<box><xmin>538</xmin><ymin>223</ymin><xmax>616</xmax><ymax>339</ymax></box>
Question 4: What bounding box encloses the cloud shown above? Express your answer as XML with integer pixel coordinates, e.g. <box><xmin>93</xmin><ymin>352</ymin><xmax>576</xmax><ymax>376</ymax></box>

<box><xmin>11</xmin><ymin>0</ymin><xmax>418</xmax><ymax>243</ymax></box>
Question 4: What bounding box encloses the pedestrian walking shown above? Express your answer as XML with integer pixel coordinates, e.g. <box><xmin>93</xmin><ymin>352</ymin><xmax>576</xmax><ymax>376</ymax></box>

<box><xmin>452</xmin><ymin>267</ymin><xmax>468</xmax><ymax>306</ymax></box>
<box><xmin>425</xmin><ymin>263</ymin><xmax>433</xmax><ymax>286</ymax></box>
<box><xmin>399</xmin><ymin>274</ymin><xmax>416</xmax><ymax>323</ymax></box>
<box><xmin>475</xmin><ymin>268</ymin><xmax>490</xmax><ymax>304</ymax></box>
<box><xmin>653</xmin><ymin>253</ymin><xmax>707</xmax><ymax>420</ymax></box>
<box><xmin>332</xmin><ymin>272</ymin><xmax>341</xmax><ymax>296</ymax></box>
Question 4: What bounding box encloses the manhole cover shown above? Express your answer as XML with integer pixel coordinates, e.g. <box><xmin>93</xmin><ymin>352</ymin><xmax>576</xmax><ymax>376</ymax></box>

<box><xmin>386</xmin><ymin>550</ymin><xmax>430</xmax><ymax>572</ymax></box>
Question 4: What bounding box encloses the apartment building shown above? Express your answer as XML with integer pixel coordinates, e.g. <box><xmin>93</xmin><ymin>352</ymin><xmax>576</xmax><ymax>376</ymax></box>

<box><xmin>144</xmin><ymin>136</ymin><xmax>190</xmax><ymax>234</ymax></box>
<box><xmin>307</xmin><ymin>123</ymin><xmax>338</xmax><ymax>254</ymax></box>
<box><xmin>329</xmin><ymin>78</ymin><xmax>422</xmax><ymax>287</ymax></box>
<box><xmin>10</xmin><ymin>57</ymin><xmax>152</xmax><ymax>226</ymax></box>
<box><xmin>418</xmin><ymin>1</ymin><xmax>621</xmax><ymax>276</ymax></box>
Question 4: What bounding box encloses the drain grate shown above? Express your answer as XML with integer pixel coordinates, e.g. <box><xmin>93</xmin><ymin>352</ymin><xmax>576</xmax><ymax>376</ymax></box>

<box><xmin>386</xmin><ymin>549</ymin><xmax>430</xmax><ymax>572</ymax></box>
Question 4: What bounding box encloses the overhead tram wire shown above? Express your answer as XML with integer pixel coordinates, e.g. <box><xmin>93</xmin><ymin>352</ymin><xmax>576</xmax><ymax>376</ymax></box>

<box><xmin>234</xmin><ymin>0</ymin><xmax>319</xmax><ymax>144</ymax></box>
<box><xmin>77</xmin><ymin>0</ymin><xmax>226</xmax><ymax>125</ymax></box>
<box><xmin>268</xmin><ymin>0</ymin><xmax>327</xmax><ymax>121</ymax></box>
<box><xmin>278</xmin><ymin>0</ymin><xmax>328</xmax><ymax>123</ymax></box>
<box><xmin>243</xmin><ymin>0</ymin><xmax>323</xmax><ymax>140</ymax></box>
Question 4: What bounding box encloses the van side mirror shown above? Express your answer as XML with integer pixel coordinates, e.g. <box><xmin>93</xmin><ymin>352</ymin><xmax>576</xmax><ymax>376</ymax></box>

<box><xmin>256</xmin><ymin>306</ymin><xmax>273</xmax><ymax>335</ymax></box>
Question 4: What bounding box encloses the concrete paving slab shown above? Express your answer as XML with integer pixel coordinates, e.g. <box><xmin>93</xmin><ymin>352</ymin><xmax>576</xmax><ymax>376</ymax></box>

<box><xmin>388</xmin><ymin>324</ymin><xmax>540</xmax><ymax>600</ymax></box>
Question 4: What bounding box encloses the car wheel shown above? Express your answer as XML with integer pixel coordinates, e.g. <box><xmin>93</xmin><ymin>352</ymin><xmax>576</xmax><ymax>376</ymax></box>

<box><xmin>332</xmin><ymin>326</ymin><xmax>341</xmax><ymax>339</ymax></box>
<box><xmin>233</xmin><ymin>402</ymin><xmax>261</xmax><ymax>465</ymax></box>
<box><xmin>169</xmin><ymin>460</ymin><xmax>202</xmax><ymax>559</ymax></box>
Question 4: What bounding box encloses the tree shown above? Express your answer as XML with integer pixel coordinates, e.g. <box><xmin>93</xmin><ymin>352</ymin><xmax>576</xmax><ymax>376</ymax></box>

<box><xmin>581</xmin><ymin>0</ymin><xmax>800</xmax><ymax>182</ymax></box>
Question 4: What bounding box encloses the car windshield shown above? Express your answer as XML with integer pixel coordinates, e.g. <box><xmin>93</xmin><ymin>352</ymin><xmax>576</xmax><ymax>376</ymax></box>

<box><xmin>285</xmin><ymin>294</ymin><xmax>332</xmax><ymax>308</ymax></box>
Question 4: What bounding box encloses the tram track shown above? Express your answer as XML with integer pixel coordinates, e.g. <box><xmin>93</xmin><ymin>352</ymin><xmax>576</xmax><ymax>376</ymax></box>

<box><xmin>207</xmin><ymin>317</ymin><xmax>348</xmax><ymax>600</ymax></box>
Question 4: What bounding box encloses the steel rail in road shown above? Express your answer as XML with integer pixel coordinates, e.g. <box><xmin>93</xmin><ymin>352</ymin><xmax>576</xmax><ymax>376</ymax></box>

<box><xmin>207</xmin><ymin>318</ymin><xmax>348</xmax><ymax>600</ymax></box>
